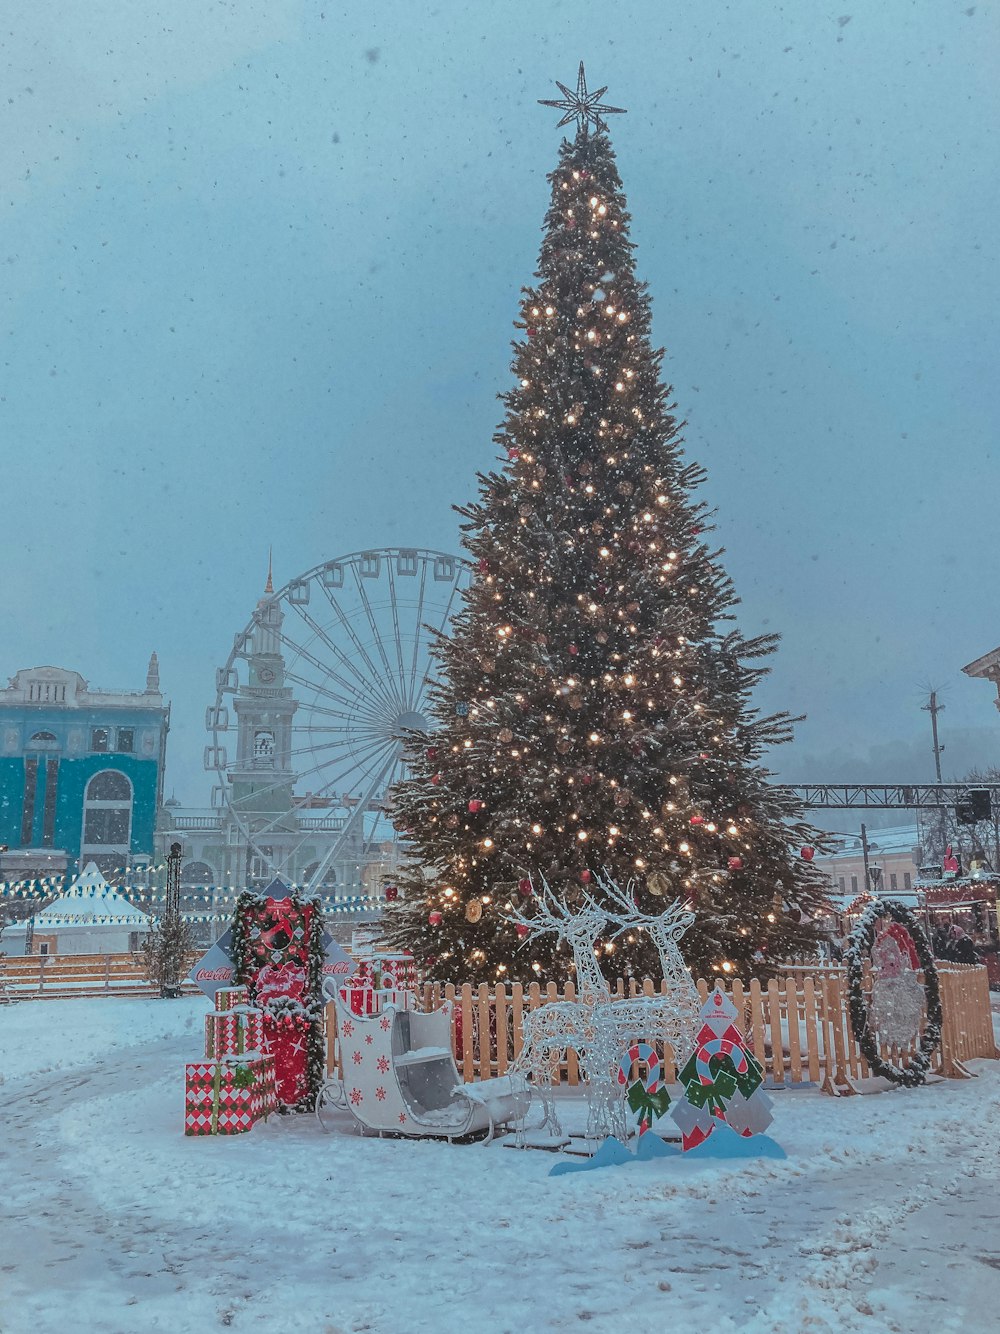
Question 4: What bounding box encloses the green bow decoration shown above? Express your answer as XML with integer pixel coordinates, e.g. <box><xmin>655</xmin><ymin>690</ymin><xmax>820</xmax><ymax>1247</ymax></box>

<box><xmin>232</xmin><ymin>1063</ymin><xmax>256</xmax><ymax>1090</ymax></box>
<box><xmin>626</xmin><ymin>1080</ymin><xmax>671</xmax><ymax>1125</ymax></box>
<box><xmin>683</xmin><ymin>1066</ymin><xmax>737</xmax><ymax>1114</ymax></box>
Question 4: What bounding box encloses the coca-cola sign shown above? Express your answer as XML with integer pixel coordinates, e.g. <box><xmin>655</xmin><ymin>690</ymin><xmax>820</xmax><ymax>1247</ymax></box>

<box><xmin>193</xmin><ymin>966</ymin><xmax>235</xmax><ymax>983</ymax></box>
<box><xmin>190</xmin><ymin>926</ymin><xmax>353</xmax><ymax>1001</ymax></box>
<box><xmin>188</xmin><ymin>933</ymin><xmax>236</xmax><ymax>1001</ymax></box>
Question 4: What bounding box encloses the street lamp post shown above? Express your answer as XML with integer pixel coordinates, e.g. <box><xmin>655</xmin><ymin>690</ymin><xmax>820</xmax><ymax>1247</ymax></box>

<box><xmin>161</xmin><ymin>841</ymin><xmax>183</xmax><ymax>998</ymax></box>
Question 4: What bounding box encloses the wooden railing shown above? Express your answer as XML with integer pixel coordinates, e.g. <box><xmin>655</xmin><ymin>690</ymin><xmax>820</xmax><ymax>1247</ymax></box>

<box><xmin>326</xmin><ymin>965</ymin><xmax>998</xmax><ymax>1093</ymax></box>
<box><xmin>2</xmin><ymin>952</ymin><xmax>201</xmax><ymax>998</ymax></box>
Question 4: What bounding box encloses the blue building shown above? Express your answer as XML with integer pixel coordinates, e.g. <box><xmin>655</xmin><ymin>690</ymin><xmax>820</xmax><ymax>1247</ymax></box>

<box><xmin>0</xmin><ymin>658</ymin><xmax>169</xmax><ymax>883</ymax></box>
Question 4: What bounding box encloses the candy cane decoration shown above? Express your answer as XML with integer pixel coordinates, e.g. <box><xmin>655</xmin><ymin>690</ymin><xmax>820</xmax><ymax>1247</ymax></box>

<box><xmin>694</xmin><ymin>1036</ymin><xmax>749</xmax><ymax>1086</ymax></box>
<box><xmin>617</xmin><ymin>1042</ymin><xmax>670</xmax><ymax>1135</ymax></box>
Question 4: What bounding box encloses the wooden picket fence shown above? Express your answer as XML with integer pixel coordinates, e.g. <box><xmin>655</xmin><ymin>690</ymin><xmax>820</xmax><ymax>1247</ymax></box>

<box><xmin>1</xmin><ymin>952</ymin><xmax>201</xmax><ymax>999</ymax></box>
<box><xmin>326</xmin><ymin>964</ymin><xmax>997</xmax><ymax>1093</ymax></box>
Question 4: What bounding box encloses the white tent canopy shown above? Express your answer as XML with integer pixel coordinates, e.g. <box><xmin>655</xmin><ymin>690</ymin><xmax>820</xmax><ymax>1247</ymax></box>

<box><xmin>27</xmin><ymin>862</ymin><xmax>151</xmax><ymax>927</ymax></box>
<box><xmin>4</xmin><ymin>862</ymin><xmax>152</xmax><ymax>955</ymax></box>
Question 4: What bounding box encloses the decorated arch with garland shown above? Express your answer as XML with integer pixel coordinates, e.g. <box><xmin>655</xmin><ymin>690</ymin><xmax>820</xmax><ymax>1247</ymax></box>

<box><xmin>845</xmin><ymin>898</ymin><xmax>942</xmax><ymax>1088</ymax></box>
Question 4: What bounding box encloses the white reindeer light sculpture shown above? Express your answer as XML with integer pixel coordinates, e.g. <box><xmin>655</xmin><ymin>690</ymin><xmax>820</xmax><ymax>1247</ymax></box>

<box><xmin>508</xmin><ymin>871</ymin><xmax>702</xmax><ymax>1144</ymax></box>
<box><xmin>508</xmin><ymin>878</ymin><xmax>609</xmax><ymax>1140</ymax></box>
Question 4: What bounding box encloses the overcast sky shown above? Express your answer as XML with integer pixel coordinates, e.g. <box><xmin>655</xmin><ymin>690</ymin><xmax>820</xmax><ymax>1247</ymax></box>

<box><xmin>4</xmin><ymin>1</ymin><xmax>999</xmax><ymax>825</ymax></box>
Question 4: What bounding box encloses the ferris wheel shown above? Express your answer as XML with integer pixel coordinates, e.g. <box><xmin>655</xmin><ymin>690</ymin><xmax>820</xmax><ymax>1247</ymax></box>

<box><xmin>206</xmin><ymin>548</ymin><xmax>470</xmax><ymax>890</ymax></box>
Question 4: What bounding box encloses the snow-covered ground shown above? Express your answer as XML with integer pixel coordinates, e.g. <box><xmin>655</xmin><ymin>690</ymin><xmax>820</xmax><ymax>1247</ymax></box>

<box><xmin>2</xmin><ymin>995</ymin><xmax>999</xmax><ymax>1334</ymax></box>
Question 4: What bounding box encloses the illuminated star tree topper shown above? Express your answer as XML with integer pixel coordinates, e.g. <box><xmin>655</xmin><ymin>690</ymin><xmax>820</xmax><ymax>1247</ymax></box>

<box><xmin>538</xmin><ymin>61</ymin><xmax>626</xmax><ymax>136</ymax></box>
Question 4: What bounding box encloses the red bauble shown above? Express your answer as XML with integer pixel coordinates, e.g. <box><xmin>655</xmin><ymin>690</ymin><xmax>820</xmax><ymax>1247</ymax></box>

<box><xmin>428</xmin><ymin>910</ymin><xmax>443</xmax><ymax>927</ymax></box>
<box><xmin>800</xmin><ymin>846</ymin><xmax>815</xmax><ymax>862</ymax></box>
<box><xmin>508</xmin><ymin>448</ymin><xmax>520</xmax><ymax>461</ymax></box>
<box><xmin>468</xmin><ymin>799</ymin><xmax>483</xmax><ymax>813</ymax></box>
<box><xmin>568</xmin><ymin>644</ymin><xmax>579</xmax><ymax>656</ymax></box>
<box><xmin>515</xmin><ymin>924</ymin><xmax>529</xmax><ymax>939</ymax></box>
<box><xmin>384</xmin><ymin>886</ymin><xmax>398</xmax><ymax>901</ymax></box>
<box><xmin>517</xmin><ymin>878</ymin><xmax>533</xmax><ymax>897</ymax></box>
<box><xmin>430</xmin><ymin>773</ymin><xmax>441</xmax><ymax>785</ymax></box>
<box><xmin>426</xmin><ymin>747</ymin><xmax>438</xmax><ymax>760</ymax></box>
<box><xmin>580</xmin><ymin>869</ymin><xmax>592</xmax><ymax>884</ymax></box>
<box><xmin>526</xmin><ymin>327</ymin><xmax>537</xmax><ymax>337</ymax></box>
<box><xmin>689</xmin><ymin>814</ymin><xmax>705</xmax><ymax>825</ymax></box>
<box><xmin>727</xmin><ymin>857</ymin><xmax>743</xmax><ymax>872</ymax></box>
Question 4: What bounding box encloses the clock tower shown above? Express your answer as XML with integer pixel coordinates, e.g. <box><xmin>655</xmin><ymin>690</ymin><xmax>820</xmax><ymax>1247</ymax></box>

<box><xmin>229</xmin><ymin>555</ymin><xmax>298</xmax><ymax>831</ymax></box>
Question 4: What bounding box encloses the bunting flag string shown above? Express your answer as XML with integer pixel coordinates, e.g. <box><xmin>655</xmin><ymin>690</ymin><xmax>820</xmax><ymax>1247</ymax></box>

<box><xmin>0</xmin><ymin>881</ymin><xmax>392</xmax><ymax>903</ymax></box>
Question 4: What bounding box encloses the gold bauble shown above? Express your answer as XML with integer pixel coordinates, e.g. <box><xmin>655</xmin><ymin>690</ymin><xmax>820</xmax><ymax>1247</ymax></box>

<box><xmin>647</xmin><ymin>871</ymin><xmax>669</xmax><ymax>897</ymax></box>
<box><xmin>465</xmin><ymin>898</ymin><xmax>483</xmax><ymax>923</ymax></box>
<box><xmin>498</xmin><ymin>727</ymin><xmax>513</xmax><ymax>744</ymax></box>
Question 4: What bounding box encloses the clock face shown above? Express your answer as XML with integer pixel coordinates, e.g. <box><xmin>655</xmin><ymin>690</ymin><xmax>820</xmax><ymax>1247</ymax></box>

<box><xmin>257</xmin><ymin>665</ymin><xmax>276</xmax><ymax>684</ymax></box>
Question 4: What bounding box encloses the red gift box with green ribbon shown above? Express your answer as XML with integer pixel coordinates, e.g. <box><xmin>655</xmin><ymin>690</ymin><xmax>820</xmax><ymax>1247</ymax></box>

<box><xmin>204</xmin><ymin>1006</ymin><xmax>266</xmax><ymax>1059</ymax></box>
<box><xmin>184</xmin><ymin>1055</ymin><xmax>276</xmax><ymax>1136</ymax></box>
<box><xmin>214</xmin><ymin>986</ymin><xmax>250</xmax><ymax>1013</ymax></box>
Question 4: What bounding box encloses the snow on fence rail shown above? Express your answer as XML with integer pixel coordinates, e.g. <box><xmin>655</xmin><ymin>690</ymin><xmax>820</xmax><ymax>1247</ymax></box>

<box><xmin>326</xmin><ymin>966</ymin><xmax>997</xmax><ymax>1094</ymax></box>
<box><xmin>2</xmin><ymin>952</ymin><xmax>201</xmax><ymax>998</ymax></box>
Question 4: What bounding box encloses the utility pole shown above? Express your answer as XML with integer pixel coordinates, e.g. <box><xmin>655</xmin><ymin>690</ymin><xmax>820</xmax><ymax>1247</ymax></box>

<box><xmin>861</xmin><ymin>823</ymin><xmax>874</xmax><ymax>898</ymax></box>
<box><xmin>922</xmin><ymin>691</ymin><xmax>948</xmax><ymax>861</ymax></box>
<box><xmin>923</xmin><ymin>690</ymin><xmax>945</xmax><ymax>783</ymax></box>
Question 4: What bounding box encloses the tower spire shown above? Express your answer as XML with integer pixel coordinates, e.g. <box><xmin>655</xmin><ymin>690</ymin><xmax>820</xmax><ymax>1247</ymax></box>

<box><xmin>264</xmin><ymin>547</ymin><xmax>274</xmax><ymax>595</ymax></box>
<box><xmin>146</xmin><ymin>651</ymin><xmax>160</xmax><ymax>693</ymax></box>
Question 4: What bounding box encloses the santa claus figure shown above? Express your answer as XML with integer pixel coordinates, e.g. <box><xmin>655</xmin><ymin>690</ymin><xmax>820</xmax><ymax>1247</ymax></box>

<box><xmin>871</xmin><ymin>925</ymin><xmax>925</xmax><ymax>1048</ymax></box>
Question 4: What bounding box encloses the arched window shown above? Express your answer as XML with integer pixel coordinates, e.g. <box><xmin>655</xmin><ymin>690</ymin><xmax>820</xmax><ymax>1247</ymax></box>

<box><xmin>28</xmin><ymin>730</ymin><xmax>59</xmax><ymax>747</ymax></box>
<box><xmin>82</xmin><ymin>769</ymin><xmax>133</xmax><ymax>866</ymax></box>
<box><xmin>301</xmin><ymin>861</ymin><xmax>337</xmax><ymax>893</ymax></box>
<box><xmin>181</xmin><ymin>860</ymin><xmax>215</xmax><ymax>887</ymax></box>
<box><xmin>181</xmin><ymin>860</ymin><xmax>217</xmax><ymax>909</ymax></box>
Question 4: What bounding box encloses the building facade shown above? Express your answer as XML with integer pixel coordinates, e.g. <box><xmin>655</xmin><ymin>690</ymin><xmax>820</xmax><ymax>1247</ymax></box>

<box><xmin>813</xmin><ymin>824</ymin><xmax>921</xmax><ymax>904</ymax></box>
<box><xmin>0</xmin><ymin>658</ymin><xmax>168</xmax><ymax>884</ymax></box>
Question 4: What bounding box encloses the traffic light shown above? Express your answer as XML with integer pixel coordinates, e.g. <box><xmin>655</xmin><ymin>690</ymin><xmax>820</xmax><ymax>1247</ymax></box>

<box><xmin>956</xmin><ymin>789</ymin><xmax>992</xmax><ymax>825</ymax></box>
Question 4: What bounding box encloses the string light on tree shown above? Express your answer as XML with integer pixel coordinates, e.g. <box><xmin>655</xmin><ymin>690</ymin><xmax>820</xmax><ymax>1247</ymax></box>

<box><xmin>382</xmin><ymin>66</ymin><xmax>827</xmax><ymax>982</ymax></box>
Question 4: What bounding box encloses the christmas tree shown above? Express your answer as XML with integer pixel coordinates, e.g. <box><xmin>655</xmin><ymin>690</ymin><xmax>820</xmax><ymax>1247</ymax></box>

<box><xmin>385</xmin><ymin>66</ymin><xmax>826</xmax><ymax>984</ymax></box>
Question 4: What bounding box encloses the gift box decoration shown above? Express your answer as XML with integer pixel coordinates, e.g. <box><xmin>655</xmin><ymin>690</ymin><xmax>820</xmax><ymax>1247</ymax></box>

<box><xmin>214</xmin><ymin>986</ymin><xmax>250</xmax><ymax>1012</ymax></box>
<box><xmin>339</xmin><ymin>983</ymin><xmax>378</xmax><ymax>1017</ymax></box>
<box><xmin>353</xmin><ymin>952</ymin><xmax>417</xmax><ymax>992</ymax></box>
<box><xmin>204</xmin><ymin>1005</ymin><xmax>266</xmax><ymax>1059</ymax></box>
<box><xmin>184</xmin><ymin>1055</ymin><xmax>276</xmax><ymax>1136</ymax></box>
<box><xmin>376</xmin><ymin>987</ymin><xmax>414</xmax><ymax>1012</ymax></box>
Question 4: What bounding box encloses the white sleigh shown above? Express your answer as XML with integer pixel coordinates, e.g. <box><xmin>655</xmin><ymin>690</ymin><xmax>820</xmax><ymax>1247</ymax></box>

<box><xmin>333</xmin><ymin>995</ymin><xmax>529</xmax><ymax>1143</ymax></box>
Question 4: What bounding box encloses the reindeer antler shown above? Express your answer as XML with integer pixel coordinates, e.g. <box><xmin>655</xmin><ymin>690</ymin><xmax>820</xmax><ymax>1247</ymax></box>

<box><xmin>587</xmin><ymin>868</ymin><xmax>695</xmax><ymax>940</ymax></box>
<box><xmin>506</xmin><ymin>873</ymin><xmax>606</xmax><ymax>942</ymax></box>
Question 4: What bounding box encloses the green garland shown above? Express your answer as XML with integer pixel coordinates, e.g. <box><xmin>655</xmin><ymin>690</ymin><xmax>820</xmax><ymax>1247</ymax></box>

<box><xmin>231</xmin><ymin>887</ymin><xmax>326</xmax><ymax>1111</ymax></box>
<box><xmin>845</xmin><ymin>898</ymin><xmax>942</xmax><ymax>1088</ymax></box>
